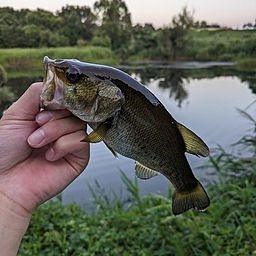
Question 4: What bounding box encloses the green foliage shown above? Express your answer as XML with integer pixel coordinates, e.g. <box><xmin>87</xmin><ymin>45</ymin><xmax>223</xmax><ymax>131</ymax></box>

<box><xmin>0</xmin><ymin>46</ymin><xmax>119</xmax><ymax>69</ymax></box>
<box><xmin>157</xmin><ymin>6</ymin><xmax>194</xmax><ymax>60</ymax></box>
<box><xmin>187</xmin><ymin>29</ymin><xmax>256</xmax><ymax>62</ymax></box>
<box><xmin>0</xmin><ymin>6</ymin><xmax>96</xmax><ymax>48</ymax></box>
<box><xmin>91</xmin><ymin>35</ymin><xmax>111</xmax><ymax>48</ymax></box>
<box><xmin>94</xmin><ymin>0</ymin><xmax>132</xmax><ymax>63</ymax></box>
<box><xmin>0</xmin><ymin>86</ymin><xmax>14</xmax><ymax>105</ymax></box>
<box><xmin>57</xmin><ymin>5</ymin><xmax>97</xmax><ymax>46</ymax></box>
<box><xmin>18</xmin><ymin>112</ymin><xmax>256</xmax><ymax>255</ymax></box>
<box><xmin>0</xmin><ymin>5</ymin><xmax>256</xmax><ymax>64</ymax></box>
<box><xmin>236</xmin><ymin>58</ymin><xmax>256</xmax><ymax>67</ymax></box>
<box><xmin>0</xmin><ymin>64</ymin><xmax>7</xmax><ymax>86</ymax></box>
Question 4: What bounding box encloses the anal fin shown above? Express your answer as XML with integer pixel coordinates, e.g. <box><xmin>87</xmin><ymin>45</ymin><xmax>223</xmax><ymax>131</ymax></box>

<box><xmin>135</xmin><ymin>161</ymin><xmax>158</xmax><ymax>180</ymax></box>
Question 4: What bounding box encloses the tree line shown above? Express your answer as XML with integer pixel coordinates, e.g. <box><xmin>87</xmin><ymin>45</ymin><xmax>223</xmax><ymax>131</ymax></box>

<box><xmin>0</xmin><ymin>0</ymin><xmax>256</xmax><ymax>62</ymax></box>
<box><xmin>0</xmin><ymin>1</ymin><xmax>208</xmax><ymax>61</ymax></box>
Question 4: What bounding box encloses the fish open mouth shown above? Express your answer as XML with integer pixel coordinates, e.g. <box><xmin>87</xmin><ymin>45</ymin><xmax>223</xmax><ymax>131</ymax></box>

<box><xmin>40</xmin><ymin>56</ymin><xmax>65</xmax><ymax>109</ymax></box>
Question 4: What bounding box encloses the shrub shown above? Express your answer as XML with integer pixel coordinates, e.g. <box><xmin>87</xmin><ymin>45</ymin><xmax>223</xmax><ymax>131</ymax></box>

<box><xmin>0</xmin><ymin>64</ymin><xmax>7</xmax><ymax>86</ymax></box>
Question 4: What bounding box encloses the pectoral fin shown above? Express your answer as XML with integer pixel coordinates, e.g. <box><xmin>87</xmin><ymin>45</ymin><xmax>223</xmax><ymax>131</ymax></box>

<box><xmin>135</xmin><ymin>161</ymin><xmax>158</xmax><ymax>180</ymax></box>
<box><xmin>176</xmin><ymin>122</ymin><xmax>210</xmax><ymax>157</ymax></box>
<box><xmin>81</xmin><ymin>119</ymin><xmax>111</xmax><ymax>143</ymax></box>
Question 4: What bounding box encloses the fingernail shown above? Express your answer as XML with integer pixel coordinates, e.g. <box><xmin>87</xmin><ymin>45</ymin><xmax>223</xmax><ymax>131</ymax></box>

<box><xmin>28</xmin><ymin>129</ymin><xmax>45</xmax><ymax>146</ymax></box>
<box><xmin>36</xmin><ymin>111</ymin><xmax>52</xmax><ymax>124</ymax></box>
<box><xmin>46</xmin><ymin>146</ymin><xmax>55</xmax><ymax>161</ymax></box>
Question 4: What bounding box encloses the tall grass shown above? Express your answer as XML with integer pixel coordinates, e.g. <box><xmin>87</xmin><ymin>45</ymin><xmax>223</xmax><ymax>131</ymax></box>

<box><xmin>0</xmin><ymin>46</ymin><xmax>119</xmax><ymax>70</ymax></box>
<box><xmin>188</xmin><ymin>30</ymin><xmax>256</xmax><ymax>63</ymax></box>
<box><xmin>18</xmin><ymin>107</ymin><xmax>256</xmax><ymax>255</ymax></box>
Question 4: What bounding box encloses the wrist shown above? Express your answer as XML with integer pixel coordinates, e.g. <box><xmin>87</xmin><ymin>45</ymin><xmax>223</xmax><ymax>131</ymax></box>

<box><xmin>0</xmin><ymin>190</ymin><xmax>32</xmax><ymax>256</ymax></box>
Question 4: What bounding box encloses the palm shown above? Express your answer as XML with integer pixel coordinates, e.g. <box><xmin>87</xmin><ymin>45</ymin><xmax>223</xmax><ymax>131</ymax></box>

<box><xmin>0</xmin><ymin>83</ymin><xmax>89</xmax><ymax>214</ymax></box>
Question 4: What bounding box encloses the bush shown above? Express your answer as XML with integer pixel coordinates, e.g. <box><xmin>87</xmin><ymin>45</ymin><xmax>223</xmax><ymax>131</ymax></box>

<box><xmin>91</xmin><ymin>35</ymin><xmax>111</xmax><ymax>48</ymax></box>
<box><xmin>0</xmin><ymin>64</ymin><xmax>7</xmax><ymax>86</ymax></box>
<box><xmin>0</xmin><ymin>86</ymin><xmax>15</xmax><ymax>115</ymax></box>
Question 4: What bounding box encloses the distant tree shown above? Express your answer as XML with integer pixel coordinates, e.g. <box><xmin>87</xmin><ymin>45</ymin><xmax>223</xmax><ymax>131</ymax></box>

<box><xmin>132</xmin><ymin>23</ymin><xmax>156</xmax><ymax>50</ymax></box>
<box><xmin>211</xmin><ymin>23</ymin><xmax>220</xmax><ymax>28</ymax></box>
<box><xmin>91</xmin><ymin>35</ymin><xmax>111</xmax><ymax>48</ymax></box>
<box><xmin>158</xmin><ymin>6</ymin><xmax>194</xmax><ymax>60</ymax></box>
<box><xmin>94</xmin><ymin>0</ymin><xmax>132</xmax><ymax>52</ymax></box>
<box><xmin>57</xmin><ymin>5</ymin><xmax>96</xmax><ymax>46</ymax></box>
<box><xmin>23</xmin><ymin>24</ymin><xmax>41</xmax><ymax>47</ymax></box>
<box><xmin>200</xmin><ymin>21</ymin><xmax>207</xmax><ymax>28</ymax></box>
<box><xmin>24</xmin><ymin>9</ymin><xmax>69</xmax><ymax>47</ymax></box>
<box><xmin>0</xmin><ymin>7</ymin><xmax>27</xmax><ymax>47</ymax></box>
<box><xmin>243</xmin><ymin>20</ymin><xmax>256</xmax><ymax>30</ymax></box>
<box><xmin>26</xmin><ymin>9</ymin><xmax>63</xmax><ymax>31</ymax></box>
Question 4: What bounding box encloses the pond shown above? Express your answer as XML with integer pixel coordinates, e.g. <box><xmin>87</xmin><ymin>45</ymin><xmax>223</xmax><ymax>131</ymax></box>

<box><xmin>2</xmin><ymin>63</ymin><xmax>256</xmax><ymax>208</ymax></box>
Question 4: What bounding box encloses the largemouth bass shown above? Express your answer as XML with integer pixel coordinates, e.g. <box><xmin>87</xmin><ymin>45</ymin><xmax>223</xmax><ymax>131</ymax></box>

<box><xmin>40</xmin><ymin>56</ymin><xmax>210</xmax><ymax>215</ymax></box>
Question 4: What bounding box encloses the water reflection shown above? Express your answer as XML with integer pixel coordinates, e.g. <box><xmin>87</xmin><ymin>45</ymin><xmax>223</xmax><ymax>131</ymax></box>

<box><xmin>2</xmin><ymin>64</ymin><xmax>256</xmax><ymax>206</ymax></box>
<box><xmin>119</xmin><ymin>65</ymin><xmax>256</xmax><ymax>107</ymax></box>
<box><xmin>1</xmin><ymin>65</ymin><xmax>256</xmax><ymax>115</ymax></box>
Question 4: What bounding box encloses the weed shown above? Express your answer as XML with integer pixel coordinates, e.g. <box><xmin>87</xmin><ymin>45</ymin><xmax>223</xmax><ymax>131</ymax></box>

<box><xmin>18</xmin><ymin>106</ymin><xmax>256</xmax><ymax>255</ymax></box>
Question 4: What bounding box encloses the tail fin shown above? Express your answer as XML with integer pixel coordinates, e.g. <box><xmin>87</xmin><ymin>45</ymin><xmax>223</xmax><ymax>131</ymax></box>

<box><xmin>172</xmin><ymin>181</ymin><xmax>210</xmax><ymax>216</ymax></box>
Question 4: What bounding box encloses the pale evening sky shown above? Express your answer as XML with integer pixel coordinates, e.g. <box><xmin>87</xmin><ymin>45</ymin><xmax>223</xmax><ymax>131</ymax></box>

<box><xmin>1</xmin><ymin>0</ymin><xmax>256</xmax><ymax>29</ymax></box>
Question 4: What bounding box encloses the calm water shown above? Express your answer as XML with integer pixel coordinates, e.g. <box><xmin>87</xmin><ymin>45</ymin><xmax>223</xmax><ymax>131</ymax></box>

<box><xmin>4</xmin><ymin>63</ymin><xmax>256</xmax><ymax>207</ymax></box>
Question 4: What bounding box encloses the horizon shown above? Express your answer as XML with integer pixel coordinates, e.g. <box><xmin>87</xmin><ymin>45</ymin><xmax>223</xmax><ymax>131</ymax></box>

<box><xmin>1</xmin><ymin>0</ymin><xmax>256</xmax><ymax>29</ymax></box>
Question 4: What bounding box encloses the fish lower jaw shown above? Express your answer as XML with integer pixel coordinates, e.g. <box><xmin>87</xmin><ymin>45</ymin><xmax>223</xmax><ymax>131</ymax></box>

<box><xmin>40</xmin><ymin>97</ymin><xmax>65</xmax><ymax>110</ymax></box>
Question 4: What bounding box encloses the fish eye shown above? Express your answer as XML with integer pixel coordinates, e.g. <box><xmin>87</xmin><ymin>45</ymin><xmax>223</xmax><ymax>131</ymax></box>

<box><xmin>66</xmin><ymin>68</ymin><xmax>81</xmax><ymax>83</ymax></box>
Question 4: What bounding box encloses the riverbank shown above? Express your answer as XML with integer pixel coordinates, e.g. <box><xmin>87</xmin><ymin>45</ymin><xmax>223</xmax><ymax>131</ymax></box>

<box><xmin>0</xmin><ymin>46</ymin><xmax>119</xmax><ymax>70</ymax></box>
<box><xmin>1</xmin><ymin>43</ymin><xmax>256</xmax><ymax>74</ymax></box>
<box><xmin>18</xmin><ymin>115</ymin><xmax>256</xmax><ymax>255</ymax></box>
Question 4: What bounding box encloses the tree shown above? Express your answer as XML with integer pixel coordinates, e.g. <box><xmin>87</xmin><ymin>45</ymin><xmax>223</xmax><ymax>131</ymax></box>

<box><xmin>21</xmin><ymin>9</ymin><xmax>69</xmax><ymax>47</ymax></box>
<box><xmin>94</xmin><ymin>0</ymin><xmax>132</xmax><ymax>52</ymax></box>
<box><xmin>57</xmin><ymin>5</ymin><xmax>96</xmax><ymax>46</ymax></box>
<box><xmin>243</xmin><ymin>19</ymin><xmax>256</xmax><ymax>30</ymax></box>
<box><xmin>26</xmin><ymin>9</ymin><xmax>63</xmax><ymax>32</ymax></box>
<box><xmin>158</xmin><ymin>6</ymin><xmax>194</xmax><ymax>60</ymax></box>
<box><xmin>22</xmin><ymin>24</ymin><xmax>41</xmax><ymax>47</ymax></box>
<box><xmin>0</xmin><ymin>7</ymin><xmax>27</xmax><ymax>47</ymax></box>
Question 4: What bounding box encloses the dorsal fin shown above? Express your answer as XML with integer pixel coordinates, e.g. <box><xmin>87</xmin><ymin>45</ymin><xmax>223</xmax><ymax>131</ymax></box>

<box><xmin>176</xmin><ymin>122</ymin><xmax>210</xmax><ymax>157</ymax></box>
<box><xmin>135</xmin><ymin>161</ymin><xmax>158</xmax><ymax>180</ymax></box>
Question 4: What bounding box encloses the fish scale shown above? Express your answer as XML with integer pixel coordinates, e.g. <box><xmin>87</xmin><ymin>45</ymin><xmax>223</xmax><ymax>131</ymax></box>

<box><xmin>40</xmin><ymin>56</ymin><xmax>210</xmax><ymax>215</ymax></box>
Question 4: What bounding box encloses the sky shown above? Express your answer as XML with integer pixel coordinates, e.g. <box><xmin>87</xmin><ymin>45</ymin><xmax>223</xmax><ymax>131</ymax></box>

<box><xmin>1</xmin><ymin>0</ymin><xmax>256</xmax><ymax>29</ymax></box>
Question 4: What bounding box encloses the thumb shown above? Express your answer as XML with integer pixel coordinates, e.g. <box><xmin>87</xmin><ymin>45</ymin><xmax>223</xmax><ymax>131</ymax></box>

<box><xmin>4</xmin><ymin>83</ymin><xmax>43</xmax><ymax>121</ymax></box>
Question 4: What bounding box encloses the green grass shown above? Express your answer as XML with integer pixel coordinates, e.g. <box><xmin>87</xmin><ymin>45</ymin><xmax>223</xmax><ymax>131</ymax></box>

<box><xmin>0</xmin><ymin>46</ymin><xmax>120</xmax><ymax>70</ymax></box>
<box><xmin>188</xmin><ymin>29</ymin><xmax>256</xmax><ymax>63</ymax></box>
<box><xmin>18</xmin><ymin>108</ymin><xmax>256</xmax><ymax>256</ymax></box>
<box><xmin>235</xmin><ymin>58</ymin><xmax>256</xmax><ymax>68</ymax></box>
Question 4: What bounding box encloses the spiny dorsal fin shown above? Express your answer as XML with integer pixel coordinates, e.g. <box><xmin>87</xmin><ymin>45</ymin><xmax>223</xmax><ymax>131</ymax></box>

<box><xmin>81</xmin><ymin>122</ymin><xmax>110</xmax><ymax>143</ymax></box>
<box><xmin>176</xmin><ymin>122</ymin><xmax>210</xmax><ymax>157</ymax></box>
<box><xmin>104</xmin><ymin>142</ymin><xmax>118</xmax><ymax>158</ymax></box>
<box><xmin>135</xmin><ymin>161</ymin><xmax>158</xmax><ymax>180</ymax></box>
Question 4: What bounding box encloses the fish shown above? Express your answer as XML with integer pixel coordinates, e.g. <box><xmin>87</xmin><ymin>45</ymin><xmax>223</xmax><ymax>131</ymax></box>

<box><xmin>40</xmin><ymin>56</ymin><xmax>210</xmax><ymax>215</ymax></box>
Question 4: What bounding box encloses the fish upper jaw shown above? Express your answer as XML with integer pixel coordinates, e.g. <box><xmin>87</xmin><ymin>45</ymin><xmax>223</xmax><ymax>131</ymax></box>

<box><xmin>40</xmin><ymin>59</ymin><xmax>65</xmax><ymax>110</ymax></box>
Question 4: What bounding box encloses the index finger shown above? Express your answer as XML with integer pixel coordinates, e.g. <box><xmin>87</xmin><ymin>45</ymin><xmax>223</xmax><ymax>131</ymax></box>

<box><xmin>36</xmin><ymin>109</ymin><xmax>73</xmax><ymax>125</ymax></box>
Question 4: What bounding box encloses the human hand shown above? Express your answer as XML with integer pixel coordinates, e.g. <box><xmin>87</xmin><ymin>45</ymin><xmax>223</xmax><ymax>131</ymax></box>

<box><xmin>0</xmin><ymin>82</ymin><xmax>89</xmax><ymax>217</ymax></box>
